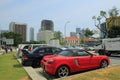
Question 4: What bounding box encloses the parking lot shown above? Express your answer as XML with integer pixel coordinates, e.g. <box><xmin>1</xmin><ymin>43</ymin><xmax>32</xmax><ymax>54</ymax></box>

<box><xmin>14</xmin><ymin>50</ymin><xmax>120</xmax><ymax>80</ymax></box>
<box><xmin>109</xmin><ymin>54</ymin><xmax>120</xmax><ymax>66</ymax></box>
<box><xmin>33</xmin><ymin>54</ymin><xmax>120</xmax><ymax>80</ymax></box>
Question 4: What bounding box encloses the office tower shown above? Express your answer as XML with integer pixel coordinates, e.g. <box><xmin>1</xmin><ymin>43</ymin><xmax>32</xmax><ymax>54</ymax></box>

<box><xmin>30</xmin><ymin>27</ymin><xmax>34</xmax><ymax>41</ymax></box>
<box><xmin>9</xmin><ymin>22</ymin><xmax>27</xmax><ymax>42</ymax></box>
<box><xmin>41</xmin><ymin>20</ymin><xmax>54</xmax><ymax>31</ymax></box>
<box><xmin>70</xmin><ymin>32</ymin><xmax>77</xmax><ymax>37</ymax></box>
<box><xmin>37</xmin><ymin>30</ymin><xmax>54</xmax><ymax>44</ymax></box>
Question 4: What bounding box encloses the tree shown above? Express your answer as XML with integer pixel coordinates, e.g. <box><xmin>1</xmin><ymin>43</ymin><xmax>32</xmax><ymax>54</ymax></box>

<box><xmin>92</xmin><ymin>16</ymin><xmax>106</xmax><ymax>35</ymax></box>
<box><xmin>54</xmin><ymin>31</ymin><xmax>62</xmax><ymax>40</ymax></box>
<box><xmin>108</xmin><ymin>25</ymin><xmax>120</xmax><ymax>38</ymax></box>
<box><xmin>100</xmin><ymin>7</ymin><xmax>119</xmax><ymax>23</ymax></box>
<box><xmin>108</xmin><ymin>7</ymin><xmax>119</xmax><ymax>26</ymax></box>
<box><xmin>84</xmin><ymin>28</ymin><xmax>94</xmax><ymax>37</ymax></box>
<box><xmin>100</xmin><ymin>10</ymin><xmax>107</xmax><ymax>19</ymax></box>
<box><xmin>92</xmin><ymin>6</ymin><xmax>120</xmax><ymax>38</ymax></box>
<box><xmin>54</xmin><ymin>31</ymin><xmax>65</xmax><ymax>45</ymax></box>
<box><xmin>2</xmin><ymin>32</ymin><xmax>22</xmax><ymax>46</ymax></box>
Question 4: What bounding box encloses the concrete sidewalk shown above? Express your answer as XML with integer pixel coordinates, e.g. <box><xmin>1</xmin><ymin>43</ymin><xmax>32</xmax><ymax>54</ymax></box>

<box><xmin>17</xmin><ymin>59</ymin><xmax>47</xmax><ymax>80</ymax></box>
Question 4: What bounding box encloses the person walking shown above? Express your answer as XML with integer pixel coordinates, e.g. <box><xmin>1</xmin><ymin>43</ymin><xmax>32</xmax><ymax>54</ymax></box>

<box><xmin>4</xmin><ymin>45</ymin><xmax>8</xmax><ymax>53</ymax></box>
<box><xmin>9</xmin><ymin>46</ymin><xmax>13</xmax><ymax>52</ymax></box>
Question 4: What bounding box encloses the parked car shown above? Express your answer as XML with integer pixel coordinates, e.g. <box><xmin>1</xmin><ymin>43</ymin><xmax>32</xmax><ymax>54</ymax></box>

<box><xmin>28</xmin><ymin>44</ymin><xmax>48</xmax><ymax>52</ymax></box>
<box><xmin>22</xmin><ymin>46</ymin><xmax>62</xmax><ymax>67</ymax></box>
<box><xmin>17</xmin><ymin>44</ymin><xmax>48</xmax><ymax>58</ymax></box>
<box><xmin>41</xmin><ymin>49</ymin><xmax>110</xmax><ymax>78</ymax></box>
<box><xmin>74</xmin><ymin>46</ymin><xmax>85</xmax><ymax>50</ymax></box>
<box><xmin>87</xmin><ymin>46</ymin><xmax>95</xmax><ymax>51</ymax></box>
<box><xmin>16</xmin><ymin>44</ymin><xmax>29</xmax><ymax>58</ymax></box>
<box><xmin>58</xmin><ymin>46</ymin><xmax>67</xmax><ymax>50</ymax></box>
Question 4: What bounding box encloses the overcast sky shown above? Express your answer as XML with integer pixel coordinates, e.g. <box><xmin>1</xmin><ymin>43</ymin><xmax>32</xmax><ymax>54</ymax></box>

<box><xmin>0</xmin><ymin>0</ymin><xmax>120</xmax><ymax>41</ymax></box>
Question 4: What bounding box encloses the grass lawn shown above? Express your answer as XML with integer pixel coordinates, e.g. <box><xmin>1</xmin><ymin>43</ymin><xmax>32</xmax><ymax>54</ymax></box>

<box><xmin>60</xmin><ymin>66</ymin><xmax>120</xmax><ymax>80</ymax></box>
<box><xmin>0</xmin><ymin>52</ymin><xmax>30</xmax><ymax>80</ymax></box>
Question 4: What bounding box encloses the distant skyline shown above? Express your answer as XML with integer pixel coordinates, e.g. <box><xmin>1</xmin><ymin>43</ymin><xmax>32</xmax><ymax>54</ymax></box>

<box><xmin>0</xmin><ymin>0</ymin><xmax>120</xmax><ymax>41</ymax></box>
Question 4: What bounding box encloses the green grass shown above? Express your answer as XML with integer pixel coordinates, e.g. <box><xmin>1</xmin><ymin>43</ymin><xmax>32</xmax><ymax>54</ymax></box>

<box><xmin>60</xmin><ymin>66</ymin><xmax>120</xmax><ymax>80</ymax></box>
<box><xmin>0</xmin><ymin>52</ymin><xmax>30</xmax><ymax>80</ymax></box>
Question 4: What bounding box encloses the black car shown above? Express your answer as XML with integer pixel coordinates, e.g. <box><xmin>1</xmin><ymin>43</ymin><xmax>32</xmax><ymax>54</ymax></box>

<box><xmin>21</xmin><ymin>46</ymin><xmax>62</xmax><ymax>67</ymax></box>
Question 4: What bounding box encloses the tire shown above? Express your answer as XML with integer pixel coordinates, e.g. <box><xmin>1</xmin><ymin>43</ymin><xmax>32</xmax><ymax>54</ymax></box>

<box><xmin>106</xmin><ymin>52</ymin><xmax>111</xmax><ymax>56</ymax></box>
<box><xmin>32</xmin><ymin>59</ymin><xmax>40</xmax><ymax>68</ymax></box>
<box><xmin>98</xmin><ymin>50</ymin><xmax>102</xmax><ymax>55</ymax></box>
<box><xmin>100</xmin><ymin>60</ymin><xmax>108</xmax><ymax>68</ymax></box>
<box><xmin>56</xmin><ymin>66</ymin><xmax>69</xmax><ymax>78</ymax></box>
<box><xmin>22</xmin><ymin>61</ymin><xmax>25</xmax><ymax>66</ymax></box>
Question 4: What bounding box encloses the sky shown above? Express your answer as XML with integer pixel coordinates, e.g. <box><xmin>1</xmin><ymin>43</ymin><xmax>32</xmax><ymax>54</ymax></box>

<box><xmin>0</xmin><ymin>0</ymin><xmax>120</xmax><ymax>41</ymax></box>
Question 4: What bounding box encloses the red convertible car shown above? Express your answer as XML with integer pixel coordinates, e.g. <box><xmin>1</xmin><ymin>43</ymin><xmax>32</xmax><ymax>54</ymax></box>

<box><xmin>41</xmin><ymin>49</ymin><xmax>110</xmax><ymax>78</ymax></box>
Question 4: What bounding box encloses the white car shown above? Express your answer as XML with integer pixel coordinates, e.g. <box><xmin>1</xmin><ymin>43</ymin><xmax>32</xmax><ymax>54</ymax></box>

<box><xmin>16</xmin><ymin>44</ymin><xmax>29</xmax><ymax>58</ymax></box>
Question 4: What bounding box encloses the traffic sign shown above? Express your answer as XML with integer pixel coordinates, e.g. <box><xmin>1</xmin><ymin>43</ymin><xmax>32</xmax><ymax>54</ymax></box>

<box><xmin>5</xmin><ymin>39</ymin><xmax>14</xmax><ymax>44</ymax></box>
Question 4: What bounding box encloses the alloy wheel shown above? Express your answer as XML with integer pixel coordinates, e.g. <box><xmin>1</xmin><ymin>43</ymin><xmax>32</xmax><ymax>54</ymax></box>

<box><xmin>100</xmin><ymin>60</ymin><xmax>108</xmax><ymax>68</ymax></box>
<box><xmin>57</xmin><ymin>66</ymin><xmax>69</xmax><ymax>78</ymax></box>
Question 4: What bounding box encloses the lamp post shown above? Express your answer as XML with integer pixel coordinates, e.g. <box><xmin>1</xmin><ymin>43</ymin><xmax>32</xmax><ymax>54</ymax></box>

<box><xmin>64</xmin><ymin>21</ymin><xmax>70</xmax><ymax>38</ymax></box>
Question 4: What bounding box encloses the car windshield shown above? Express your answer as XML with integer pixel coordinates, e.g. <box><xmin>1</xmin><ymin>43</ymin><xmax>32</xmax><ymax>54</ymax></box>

<box><xmin>30</xmin><ymin>47</ymin><xmax>39</xmax><ymax>54</ymax></box>
<box><xmin>59</xmin><ymin>49</ymin><xmax>91</xmax><ymax>56</ymax></box>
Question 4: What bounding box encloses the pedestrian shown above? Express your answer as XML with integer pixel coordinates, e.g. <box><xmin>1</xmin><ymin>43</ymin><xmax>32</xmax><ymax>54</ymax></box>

<box><xmin>4</xmin><ymin>45</ymin><xmax>8</xmax><ymax>53</ymax></box>
<box><xmin>10</xmin><ymin>46</ymin><xmax>13</xmax><ymax>52</ymax></box>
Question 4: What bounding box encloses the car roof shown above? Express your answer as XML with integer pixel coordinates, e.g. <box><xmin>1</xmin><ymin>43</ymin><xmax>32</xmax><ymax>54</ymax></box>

<box><xmin>63</xmin><ymin>48</ymin><xmax>85</xmax><ymax>52</ymax></box>
<box><xmin>37</xmin><ymin>46</ymin><xmax>61</xmax><ymax>49</ymax></box>
<box><xmin>65</xmin><ymin>48</ymin><xmax>84</xmax><ymax>51</ymax></box>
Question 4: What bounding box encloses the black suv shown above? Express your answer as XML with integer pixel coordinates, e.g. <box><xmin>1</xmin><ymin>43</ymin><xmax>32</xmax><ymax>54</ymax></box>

<box><xmin>22</xmin><ymin>46</ymin><xmax>62</xmax><ymax>67</ymax></box>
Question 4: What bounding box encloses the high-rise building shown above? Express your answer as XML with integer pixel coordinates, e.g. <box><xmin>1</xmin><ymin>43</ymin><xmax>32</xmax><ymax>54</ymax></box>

<box><xmin>41</xmin><ymin>20</ymin><xmax>54</xmax><ymax>31</ymax></box>
<box><xmin>76</xmin><ymin>28</ymin><xmax>85</xmax><ymax>39</ymax></box>
<box><xmin>76</xmin><ymin>28</ymin><xmax>81</xmax><ymax>34</ymax></box>
<box><xmin>37</xmin><ymin>30</ymin><xmax>54</xmax><ymax>44</ymax></box>
<box><xmin>9</xmin><ymin>22</ymin><xmax>27</xmax><ymax>42</ymax></box>
<box><xmin>37</xmin><ymin>20</ymin><xmax>54</xmax><ymax>43</ymax></box>
<box><xmin>70</xmin><ymin>32</ymin><xmax>77</xmax><ymax>37</ymax></box>
<box><xmin>30</xmin><ymin>27</ymin><xmax>34</xmax><ymax>41</ymax></box>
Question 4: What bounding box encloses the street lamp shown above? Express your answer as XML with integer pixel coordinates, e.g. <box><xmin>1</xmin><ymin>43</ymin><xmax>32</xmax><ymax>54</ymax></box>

<box><xmin>64</xmin><ymin>21</ymin><xmax>70</xmax><ymax>38</ymax></box>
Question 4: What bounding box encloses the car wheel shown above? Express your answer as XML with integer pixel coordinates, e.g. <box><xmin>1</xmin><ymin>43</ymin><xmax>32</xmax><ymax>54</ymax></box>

<box><xmin>100</xmin><ymin>60</ymin><xmax>108</xmax><ymax>68</ymax></box>
<box><xmin>56</xmin><ymin>66</ymin><xmax>69</xmax><ymax>78</ymax></box>
<box><xmin>22</xmin><ymin>61</ymin><xmax>25</xmax><ymax>66</ymax></box>
<box><xmin>106</xmin><ymin>52</ymin><xmax>111</xmax><ymax>56</ymax></box>
<box><xmin>32</xmin><ymin>60</ymin><xmax>40</xmax><ymax>68</ymax></box>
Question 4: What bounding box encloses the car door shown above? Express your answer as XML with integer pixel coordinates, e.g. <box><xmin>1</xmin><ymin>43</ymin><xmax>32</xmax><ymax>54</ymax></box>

<box><xmin>75</xmin><ymin>50</ymin><xmax>97</xmax><ymax>70</ymax></box>
<box><xmin>31</xmin><ymin>48</ymin><xmax>46</xmax><ymax>59</ymax></box>
<box><xmin>44</xmin><ymin>47</ymin><xmax>53</xmax><ymax>55</ymax></box>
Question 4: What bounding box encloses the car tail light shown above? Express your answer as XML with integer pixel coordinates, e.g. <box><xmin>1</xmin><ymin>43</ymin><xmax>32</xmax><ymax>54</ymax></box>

<box><xmin>22</xmin><ymin>55</ymin><xmax>28</xmax><ymax>60</ymax></box>
<box><xmin>47</xmin><ymin>59</ymin><xmax>55</xmax><ymax>64</ymax></box>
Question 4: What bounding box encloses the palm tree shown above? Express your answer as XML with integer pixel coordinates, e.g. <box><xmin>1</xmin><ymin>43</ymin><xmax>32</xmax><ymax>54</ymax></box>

<box><xmin>92</xmin><ymin>16</ymin><xmax>107</xmax><ymax>35</ymax></box>
<box><xmin>100</xmin><ymin>10</ymin><xmax>107</xmax><ymax>19</ymax></box>
<box><xmin>93</xmin><ymin>7</ymin><xmax>119</xmax><ymax>38</ymax></box>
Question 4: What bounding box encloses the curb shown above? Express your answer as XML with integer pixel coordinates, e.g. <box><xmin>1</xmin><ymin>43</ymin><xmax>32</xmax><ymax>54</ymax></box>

<box><xmin>17</xmin><ymin>59</ymin><xmax>47</xmax><ymax>80</ymax></box>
